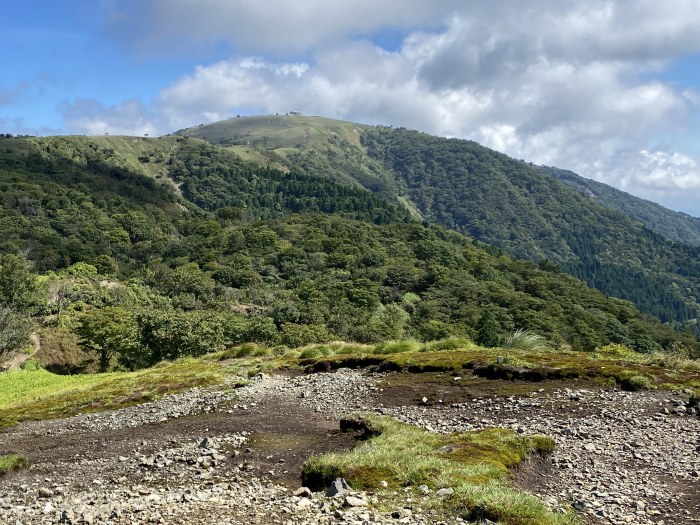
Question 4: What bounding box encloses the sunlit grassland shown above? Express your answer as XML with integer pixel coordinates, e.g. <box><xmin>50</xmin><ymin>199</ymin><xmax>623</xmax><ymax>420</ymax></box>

<box><xmin>277</xmin><ymin>338</ymin><xmax>700</xmax><ymax>392</ymax></box>
<box><xmin>0</xmin><ymin>358</ymin><xmax>223</xmax><ymax>427</ymax></box>
<box><xmin>2</xmin><ymin>338</ymin><xmax>698</xmax><ymax>429</ymax></box>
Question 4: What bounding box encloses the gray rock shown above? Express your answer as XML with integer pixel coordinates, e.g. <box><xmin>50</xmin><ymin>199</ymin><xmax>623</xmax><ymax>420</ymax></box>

<box><xmin>436</xmin><ymin>487</ymin><xmax>454</xmax><ymax>497</ymax></box>
<box><xmin>326</xmin><ymin>477</ymin><xmax>351</xmax><ymax>497</ymax></box>
<box><xmin>293</xmin><ymin>486</ymin><xmax>313</xmax><ymax>498</ymax></box>
<box><xmin>199</xmin><ymin>436</ymin><xmax>216</xmax><ymax>449</ymax></box>
<box><xmin>344</xmin><ymin>495</ymin><xmax>368</xmax><ymax>508</ymax></box>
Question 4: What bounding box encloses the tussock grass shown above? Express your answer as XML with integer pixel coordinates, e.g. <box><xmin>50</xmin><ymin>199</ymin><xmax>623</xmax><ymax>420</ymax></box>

<box><xmin>374</xmin><ymin>340</ymin><xmax>421</xmax><ymax>354</ymax></box>
<box><xmin>503</xmin><ymin>330</ymin><xmax>550</xmax><ymax>351</ymax></box>
<box><xmin>302</xmin><ymin>414</ymin><xmax>574</xmax><ymax>525</ymax></box>
<box><xmin>0</xmin><ymin>358</ymin><xmax>222</xmax><ymax>426</ymax></box>
<box><xmin>0</xmin><ymin>454</ymin><xmax>28</xmax><ymax>476</ymax></box>
<box><xmin>594</xmin><ymin>344</ymin><xmax>700</xmax><ymax>372</ymax></box>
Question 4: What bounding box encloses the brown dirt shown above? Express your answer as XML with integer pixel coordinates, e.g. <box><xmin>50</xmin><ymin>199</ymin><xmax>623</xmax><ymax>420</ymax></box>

<box><xmin>0</xmin><ymin>396</ymin><xmax>355</xmax><ymax>490</ymax></box>
<box><xmin>376</xmin><ymin>370</ymin><xmax>604</xmax><ymax>407</ymax></box>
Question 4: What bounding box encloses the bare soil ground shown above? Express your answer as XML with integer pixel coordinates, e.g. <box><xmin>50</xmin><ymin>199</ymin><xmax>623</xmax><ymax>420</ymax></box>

<box><xmin>1</xmin><ymin>369</ymin><xmax>698</xmax><ymax>524</ymax></box>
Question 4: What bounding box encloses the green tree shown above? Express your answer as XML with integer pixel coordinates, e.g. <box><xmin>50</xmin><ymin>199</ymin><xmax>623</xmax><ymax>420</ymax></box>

<box><xmin>0</xmin><ymin>307</ymin><xmax>33</xmax><ymax>357</ymax></box>
<box><xmin>280</xmin><ymin>323</ymin><xmax>332</xmax><ymax>348</ymax></box>
<box><xmin>93</xmin><ymin>255</ymin><xmax>119</xmax><ymax>276</ymax></box>
<box><xmin>367</xmin><ymin>304</ymin><xmax>409</xmax><ymax>342</ymax></box>
<box><xmin>137</xmin><ymin>310</ymin><xmax>229</xmax><ymax>365</ymax></box>
<box><xmin>75</xmin><ymin>307</ymin><xmax>139</xmax><ymax>371</ymax></box>
<box><xmin>475</xmin><ymin>309</ymin><xmax>501</xmax><ymax>348</ymax></box>
<box><xmin>0</xmin><ymin>254</ymin><xmax>37</xmax><ymax>311</ymax></box>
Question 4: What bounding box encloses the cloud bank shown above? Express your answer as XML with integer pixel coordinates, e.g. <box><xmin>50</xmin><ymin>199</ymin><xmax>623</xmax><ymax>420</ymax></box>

<box><xmin>64</xmin><ymin>0</ymin><xmax>700</xmax><ymax>213</ymax></box>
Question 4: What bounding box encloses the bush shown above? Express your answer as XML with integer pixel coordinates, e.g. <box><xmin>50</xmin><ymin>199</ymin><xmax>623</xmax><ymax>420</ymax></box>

<box><xmin>298</xmin><ymin>345</ymin><xmax>334</xmax><ymax>359</ymax></box>
<box><xmin>20</xmin><ymin>359</ymin><xmax>41</xmax><ymax>371</ymax></box>
<box><xmin>593</xmin><ymin>343</ymin><xmax>636</xmax><ymax>359</ymax></box>
<box><xmin>619</xmin><ymin>374</ymin><xmax>652</xmax><ymax>391</ymax></box>
<box><xmin>280</xmin><ymin>323</ymin><xmax>332</xmax><ymax>348</ymax></box>
<box><xmin>0</xmin><ymin>454</ymin><xmax>28</xmax><ymax>476</ymax></box>
<box><xmin>374</xmin><ymin>340</ymin><xmax>421</xmax><ymax>354</ymax></box>
<box><xmin>421</xmin><ymin>337</ymin><xmax>473</xmax><ymax>352</ymax></box>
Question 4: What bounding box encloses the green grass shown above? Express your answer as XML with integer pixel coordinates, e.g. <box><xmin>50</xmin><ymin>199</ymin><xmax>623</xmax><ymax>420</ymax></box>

<box><xmin>503</xmin><ymin>330</ymin><xmax>551</xmax><ymax>351</ymax></box>
<box><xmin>0</xmin><ymin>454</ymin><xmax>28</xmax><ymax>476</ymax></box>
<box><xmin>302</xmin><ymin>414</ymin><xmax>574</xmax><ymax>525</ymax></box>
<box><xmin>177</xmin><ymin>115</ymin><xmax>368</xmax><ymax>152</ymax></box>
<box><xmin>0</xmin><ymin>358</ymin><xmax>223</xmax><ymax>426</ymax></box>
<box><xmin>286</xmin><ymin>339</ymin><xmax>700</xmax><ymax>390</ymax></box>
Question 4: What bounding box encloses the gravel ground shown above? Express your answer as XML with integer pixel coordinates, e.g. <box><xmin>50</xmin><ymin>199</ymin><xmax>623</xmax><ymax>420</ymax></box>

<box><xmin>0</xmin><ymin>369</ymin><xmax>698</xmax><ymax>524</ymax></box>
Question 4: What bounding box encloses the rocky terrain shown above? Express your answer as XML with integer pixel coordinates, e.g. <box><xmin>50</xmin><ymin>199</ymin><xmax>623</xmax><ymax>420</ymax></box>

<box><xmin>0</xmin><ymin>369</ymin><xmax>698</xmax><ymax>524</ymax></box>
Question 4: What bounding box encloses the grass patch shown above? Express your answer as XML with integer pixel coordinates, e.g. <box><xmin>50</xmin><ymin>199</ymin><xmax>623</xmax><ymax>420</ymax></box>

<box><xmin>0</xmin><ymin>454</ymin><xmax>28</xmax><ymax>476</ymax></box>
<box><xmin>374</xmin><ymin>340</ymin><xmax>422</xmax><ymax>354</ymax></box>
<box><xmin>302</xmin><ymin>414</ymin><xmax>574</xmax><ymax>525</ymax></box>
<box><xmin>285</xmin><ymin>339</ymin><xmax>700</xmax><ymax>391</ymax></box>
<box><xmin>0</xmin><ymin>358</ymin><xmax>223</xmax><ymax>425</ymax></box>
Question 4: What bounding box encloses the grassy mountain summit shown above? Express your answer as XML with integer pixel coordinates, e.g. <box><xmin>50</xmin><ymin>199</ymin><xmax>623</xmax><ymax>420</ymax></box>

<box><xmin>175</xmin><ymin>116</ymin><xmax>700</xmax><ymax>336</ymax></box>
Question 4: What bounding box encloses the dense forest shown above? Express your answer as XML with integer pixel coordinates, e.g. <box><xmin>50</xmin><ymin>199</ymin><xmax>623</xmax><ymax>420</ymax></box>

<box><xmin>360</xmin><ymin>127</ymin><xmax>700</xmax><ymax>335</ymax></box>
<box><xmin>0</xmin><ymin>133</ymin><xmax>697</xmax><ymax>373</ymax></box>
<box><xmin>179</xmin><ymin>117</ymin><xmax>700</xmax><ymax>337</ymax></box>
<box><xmin>540</xmin><ymin>165</ymin><xmax>700</xmax><ymax>246</ymax></box>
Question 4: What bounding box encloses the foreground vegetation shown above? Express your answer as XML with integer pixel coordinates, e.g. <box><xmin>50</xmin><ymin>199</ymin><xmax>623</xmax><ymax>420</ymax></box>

<box><xmin>0</xmin><ymin>359</ymin><xmax>222</xmax><ymax>427</ymax></box>
<box><xmin>288</xmin><ymin>340</ymin><xmax>700</xmax><ymax>392</ymax></box>
<box><xmin>4</xmin><ymin>338</ymin><xmax>698</xmax><ymax>429</ymax></box>
<box><xmin>302</xmin><ymin>414</ymin><xmax>573</xmax><ymax>525</ymax></box>
<box><xmin>0</xmin><ymin>454</ymin><xmax>28</xmax><ymax>476</ymax></box>
<box><xmin>2</xmin><ymin>338</ymin><xmax>697</xmax><ymax>522</ymax></box>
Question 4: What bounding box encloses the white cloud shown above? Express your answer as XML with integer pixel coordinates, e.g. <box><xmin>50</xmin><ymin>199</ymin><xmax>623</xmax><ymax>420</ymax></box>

<box><xmin>638</xmin><ymin>150</ymin><xmax>700</xmax><ymax>190</ymax></box>
<box><xmin>103</xmin><ymin>0</ymin><xmax>463</xmax><ymax>55</ymax></box>
<box><xmin>61</xmin><ymin>98</ymin><xmax>157</xmax><ymax>136</ymax></box>
<box><xmin>63</xmin><ymin>0</ymin><xmax>700</xmax><ymax>215</ymax></box>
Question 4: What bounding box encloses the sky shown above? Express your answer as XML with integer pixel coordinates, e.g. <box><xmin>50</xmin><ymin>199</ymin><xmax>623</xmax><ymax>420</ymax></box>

<box><xmin>2</xmin><ymin>1</ymin><xmax>700</xmax><ymax>217</ymax></box>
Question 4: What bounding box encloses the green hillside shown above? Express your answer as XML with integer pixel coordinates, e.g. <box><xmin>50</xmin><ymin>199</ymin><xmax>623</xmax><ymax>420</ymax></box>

<box><xmin>174</xmin><ymin>115</ymin><xmax>410</xmax><ymax>209</ymax></box>
<box><xmin>174</xmin><ymin>117</ymin><xmax>700</xmax><ymax>336</ymax></box>
<box><xmin>1</xmin><ymin>132</ymin><xmax>696</xmax><ymax>374</ymax></box>
<box><xmin>361</xmin><ymin>127</ymin><xmax>700</xmax><ymax>333</ymax></box>
<box><xmin>541</xmin><ymin>165</ymin><xmax>700</xmax><ymax>245</ymax></box>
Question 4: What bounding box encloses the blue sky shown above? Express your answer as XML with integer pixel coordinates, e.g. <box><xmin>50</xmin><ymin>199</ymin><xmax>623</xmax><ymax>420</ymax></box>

<box><xmin>2</xmin><ymin>1</ymin><xmax>700</xmax><ymax>217</ymax></box>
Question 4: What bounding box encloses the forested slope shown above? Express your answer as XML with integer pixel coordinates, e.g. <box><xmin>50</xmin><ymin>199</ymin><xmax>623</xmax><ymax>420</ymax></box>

<box><xmin>1</xmin><ymin>132</ymin><xmax>696</xmax><ymax>372</ymax></box>
<box><xmin>541</xmin><ymin>165</ymin><xmax>700</xmax><ymax>245</ymax></box>
<box><xmin>360</xmin><ymin>127</ymin><xmax>700</xmax><ymax>334</ymax></box>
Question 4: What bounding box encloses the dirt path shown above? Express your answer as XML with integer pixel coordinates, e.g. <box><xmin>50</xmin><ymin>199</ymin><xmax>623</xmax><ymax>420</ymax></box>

<box><xmin>2</xmin><ymin>332</ymin><xmax>40</xmax><ymax>371</ymax></box>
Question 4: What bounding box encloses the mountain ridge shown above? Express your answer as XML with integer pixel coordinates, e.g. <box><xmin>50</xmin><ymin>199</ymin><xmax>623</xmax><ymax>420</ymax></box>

<box><xmin>172</xmin><ymin>116</ymin><xmax>700</xmax><ymax>336</ymax></box>
<box><xmin>0</xmin><ymin>131</ymin><xmax>696</xmax><ymax>357</ymax></box>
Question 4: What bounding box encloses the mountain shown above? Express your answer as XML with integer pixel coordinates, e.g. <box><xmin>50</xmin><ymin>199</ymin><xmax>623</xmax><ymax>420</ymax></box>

<box><xmin>0</xmin><ymin>132</ymin><xmax>696</xmax><ymax>361</ymax></box>
<box><xmin>174</xmin><ymin>116</ymin><xmax>700</xmax><ymax>336</ymax></box>
<box><xmin>541</xmin><ymin>165</ymin><xmax>700</xmax><ymax>246</ymax></box>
